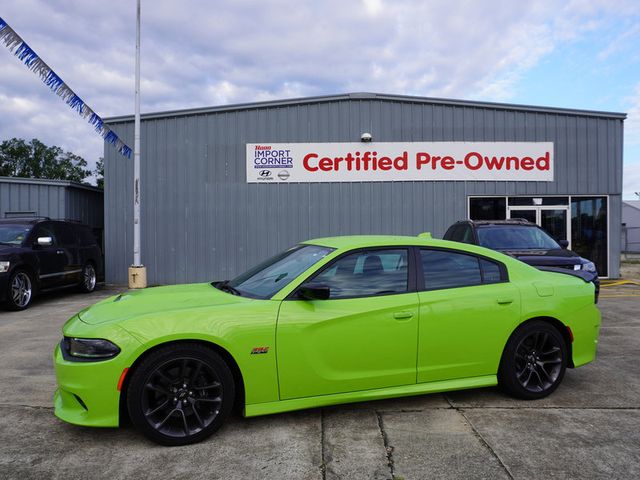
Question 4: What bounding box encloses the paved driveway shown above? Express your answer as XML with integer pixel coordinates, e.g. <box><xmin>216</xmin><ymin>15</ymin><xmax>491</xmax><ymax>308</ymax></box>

<box><xmin>0</xmin><ymin>284</ymin><xmax>639</xmax><ymax>479</ymax></box>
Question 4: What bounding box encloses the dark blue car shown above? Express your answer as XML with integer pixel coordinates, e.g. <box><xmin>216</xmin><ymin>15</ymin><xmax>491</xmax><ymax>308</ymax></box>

<box><xmin>444</xmin><ymin>219</ymin><xmax>599</xmax><ymax>299</ymax></box>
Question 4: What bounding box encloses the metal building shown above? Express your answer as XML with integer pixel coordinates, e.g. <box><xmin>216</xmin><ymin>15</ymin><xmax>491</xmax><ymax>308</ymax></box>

<box><xmin>104</xmin><ymin>93</ymin><xmax>625</xmax><ymax>284</ymax></box>
<box><xmin>0</xmin><ymin>176</ymin><xmax>103</xmax><ymax>231</ymax></box>
<box><xmin>622</xmin><ymin>201</ymin><xmax>640</xmax><ymax>253</ymax></box>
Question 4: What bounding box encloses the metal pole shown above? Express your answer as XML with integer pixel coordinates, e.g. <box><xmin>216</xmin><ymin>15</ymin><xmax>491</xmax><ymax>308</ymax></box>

<box><xmin>133</xmin><ymin>0</ymin><xmax>141</xmax><ymax>267</ymax></box>
<box><xmin>129</xmin><ymin>0</ymin><xmax>146</xmax><ymax>288</ymax></box>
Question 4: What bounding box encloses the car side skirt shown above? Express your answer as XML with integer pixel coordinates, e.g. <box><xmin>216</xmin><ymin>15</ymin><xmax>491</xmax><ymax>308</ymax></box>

<box><xmin>244</xmin><ymin>374</ymin><xmax>497</xmax><ymax>417</ymax></box>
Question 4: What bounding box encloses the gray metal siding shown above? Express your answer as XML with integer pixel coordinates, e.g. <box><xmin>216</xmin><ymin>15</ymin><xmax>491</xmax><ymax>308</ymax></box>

<box><xmin>104</xmin><ymin>98</ymin><xmax>624</xmax><ymax>284</ymax></box>
<box><xmin>65</xmin><ymin>188</ymin><xmax>104</xmax><ymax>229</ymax></box>
<box><xmin>0</xmin><ymin>181</ymin><xmax>66</xmax><ymax>219</ymax></box>
<box><xmin>0</xmin><ymin>179</ymin><xmax>103</xmax><ymax>232</ymax></box>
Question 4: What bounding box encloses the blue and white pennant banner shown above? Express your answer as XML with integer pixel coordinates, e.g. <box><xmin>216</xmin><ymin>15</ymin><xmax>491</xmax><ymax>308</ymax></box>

<box><xmin>0</xmin><ymin>16</ymin><xmax>132</xmax><ymax>159</ymax></box>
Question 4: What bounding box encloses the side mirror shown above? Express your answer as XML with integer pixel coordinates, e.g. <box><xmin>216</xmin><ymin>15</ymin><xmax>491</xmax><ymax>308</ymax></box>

<box><xmin>298</xmin><ymin>284</ymin><xmax>330</xmax><ymax>301</ymax></box>
<box><xmin>558</xmin><ymin>240</ymin><xmax>569</xmax><ymax>249</ymax></box>
<box><xmin>36</xmin><ymin>236</ymin><xmax>53</xmax><ymax>247</ymax></box>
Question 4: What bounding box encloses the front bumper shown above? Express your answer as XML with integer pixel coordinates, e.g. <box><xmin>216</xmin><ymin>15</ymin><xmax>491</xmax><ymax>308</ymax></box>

<box><xmin>0</xmin><ymin>272</ymin><xmax>9</xmax><ymax>302</ymax></box>
<box><xmin>53</xmin><ymin>318</ymin><xmax>141</xmax><ymax>427</ymax></box>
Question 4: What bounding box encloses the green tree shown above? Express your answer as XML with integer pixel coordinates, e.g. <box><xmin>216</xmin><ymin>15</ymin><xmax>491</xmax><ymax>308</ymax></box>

<box><xmin>0</xmin><ymin>138</ymin><xmax>92</xmax><ymax>183</ymax></box>
<box><xmin>95</xmin><ymin>157</ymin><xmax>104</xmax><ymax>189</ymax></box>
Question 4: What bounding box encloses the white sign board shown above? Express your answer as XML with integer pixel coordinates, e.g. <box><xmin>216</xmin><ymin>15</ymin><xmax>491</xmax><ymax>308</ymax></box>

<box><xmin>246</xmin><ymin>142</ymin><xmax>553</xmax><ymax>183</ymax></box>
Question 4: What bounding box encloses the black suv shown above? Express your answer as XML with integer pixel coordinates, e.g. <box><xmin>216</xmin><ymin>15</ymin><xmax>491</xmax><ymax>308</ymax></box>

<box><xmin>443</xmin><ymin>219</ymin><xmax>599</xmax><ymax>285</ymax></box>
<box><xmin>0</xmin><ymin>218</ymin><xmax>103</xmax><ymax>310</ymax></box>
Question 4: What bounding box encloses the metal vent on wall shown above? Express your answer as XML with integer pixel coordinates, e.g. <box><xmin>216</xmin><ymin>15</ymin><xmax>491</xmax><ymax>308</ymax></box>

<box><xmin>4</xmin><ymin>211</ymin><xmax>37</xmax><ymax>218</ymax></box>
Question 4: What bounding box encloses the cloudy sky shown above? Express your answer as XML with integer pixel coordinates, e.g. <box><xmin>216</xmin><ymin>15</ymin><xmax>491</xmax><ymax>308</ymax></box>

<box><xmin>1</xmin><ymin>0</ymin><xmax>639</xmax><ymax>198</ymax></box>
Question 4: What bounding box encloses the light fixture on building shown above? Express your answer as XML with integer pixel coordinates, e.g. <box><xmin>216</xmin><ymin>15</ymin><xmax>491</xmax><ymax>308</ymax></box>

<box><xmin>361</xmin><ymin>132</ymin><xmax>372</xmax><ymax>142</ymax></box>
<box><xmin>533</xmin><ymin>198</ymin><xmax>543</xmax><ymax>205</ymax></box>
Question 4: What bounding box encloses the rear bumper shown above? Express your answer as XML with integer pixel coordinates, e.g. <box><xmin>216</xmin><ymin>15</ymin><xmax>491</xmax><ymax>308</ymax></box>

<box><xmin>570</xmin><ymin>303</ymin><xmax>601</xmax><ymax>368</ymax></box>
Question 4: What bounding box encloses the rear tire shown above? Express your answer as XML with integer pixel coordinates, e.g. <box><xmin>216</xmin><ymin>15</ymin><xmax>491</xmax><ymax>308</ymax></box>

<box><xmin>498</xmin><ymin>320</ymin><xmax>567</xmax><ymax>400</ymax></box>
<box><xmin>127</xmin><ymin>343</ymin><xmax>235</xmax><ymax>446</ymax></box>
<box><xmin>78</xmin><ymin>263</ymin><xmax>97</xmax><ymax>293</ymax></box>
<box><xmin>5</xmin><ymin>270</ymin><xmax>34</xmax><ymax>311</ymax></box>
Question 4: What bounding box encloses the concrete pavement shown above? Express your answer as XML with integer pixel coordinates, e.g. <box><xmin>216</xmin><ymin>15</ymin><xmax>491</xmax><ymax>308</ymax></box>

<box><xmin>0</xmin><ymin>284</ymin><xmax>639</xmax><ymax>479</ymax></box>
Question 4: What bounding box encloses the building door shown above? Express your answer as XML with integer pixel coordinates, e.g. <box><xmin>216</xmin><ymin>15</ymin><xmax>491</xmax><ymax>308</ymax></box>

<box><xmin>507</xmin><ymin>206</ymin><xmax>570</xmax><ymax>247</ymax></box>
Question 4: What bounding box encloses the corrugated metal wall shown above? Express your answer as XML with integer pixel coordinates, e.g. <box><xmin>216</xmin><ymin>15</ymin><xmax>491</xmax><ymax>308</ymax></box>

<box><xmin>65</xmin><ymin>188</ymin><xmax>104</xmax><ymax>229</ymax></box>
<box><xmin>104</xmin><ymin>96</ymin><xmax>624</xmax><ymax>284</ymax></box>
<box><xmin>0</xmin><ymin>180</ymin><xmax>66</xmax><ymax>219</ymax></box>
<box><xmin>0</xmin><ymin>178</ymin><xmax>103</xmax><ymax>228</ymax></box>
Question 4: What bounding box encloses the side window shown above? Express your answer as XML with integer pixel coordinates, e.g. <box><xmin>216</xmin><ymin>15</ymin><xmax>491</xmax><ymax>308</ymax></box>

<box><xmin>444</xmin><ymin>225</ymin><xmax>459</xmax><ymax>241</ymax></box>
<box><xmin>32</xmin><ymin>223</ymin><xmax>57</xmax><ymax>246</ymax></box>
<box><xmin>460</xmin><ymin>225</ymin><xmax>474</xmax><ymax>244</ymax></box>
<box><xmin>78</xmin><ymin>226</ymin><xmax>97</xmax><ymax>246</ymax></box>
<box><xmin>421</xmin><ymin>249</ymin><xmax>481</xmax><ymax>290</ymax></box>
<box><xmin>309</xmin><ymin>249</ymin><xmax>409</xmax><ymax>299</ymax></box>
<box><xmin>480</xmin><ymin>258</ymin><xmax>502</xmax><ymax>284</ymax></box>
<box><xmin>54</xmin><ymin>223</ymin><xmax>75</xmax><ymax>246</ymax></box>
<box><xmin>420</xmin><ymin>249</ymin><xmax>505</xmax><ymax>290</ymax></box>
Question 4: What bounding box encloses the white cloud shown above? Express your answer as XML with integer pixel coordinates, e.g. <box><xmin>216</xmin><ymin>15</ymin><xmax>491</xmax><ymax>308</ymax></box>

<box><xmin>0</xmin><ymin>0</ymin><xmax>639</xmax><ymax>181</ymax></box>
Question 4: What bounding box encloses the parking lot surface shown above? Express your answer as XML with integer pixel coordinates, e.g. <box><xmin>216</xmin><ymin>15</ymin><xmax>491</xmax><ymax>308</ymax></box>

<box><xmin>0</xmin><ymin>284</ymin><xmax>639</xmax><ymax>479</ymax></box>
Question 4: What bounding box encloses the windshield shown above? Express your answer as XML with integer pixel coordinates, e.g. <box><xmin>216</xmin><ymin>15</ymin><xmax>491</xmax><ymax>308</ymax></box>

<box><xmin>477</xmin><ymin>226</ymin><xmax>560</xmax><ymax>250</ymax></box>
<box><xmin>223</xmin><ymin>244</ymin><xmax>334</xmax><ymax>299</ymax></box>
<box><xmin>0</xmin><ymin>224</ymin><xmax>31</xmax><ymax>246</ymax></box>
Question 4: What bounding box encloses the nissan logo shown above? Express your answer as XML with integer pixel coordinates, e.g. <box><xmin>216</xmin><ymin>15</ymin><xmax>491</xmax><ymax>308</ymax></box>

<box><xmin>278</xmin><ymin>170</ymin><xmax>290</xmax><ymax>181</ymax></box>
<box><xmin>259</xmin><ymin>170</ymin><xmax>271</xmax><ymax>177</ymax></box>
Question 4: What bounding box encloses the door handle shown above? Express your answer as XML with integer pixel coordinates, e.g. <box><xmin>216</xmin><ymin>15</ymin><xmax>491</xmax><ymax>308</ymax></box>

<box><xmin>393</xmin><ymin>312</ymin><xmax>414</xmax><ymax>320</ymax></box>
<box><xmin>497</xmin><ymin>297</ymin><xmax>514</xmax><ymax>305</ymax></box>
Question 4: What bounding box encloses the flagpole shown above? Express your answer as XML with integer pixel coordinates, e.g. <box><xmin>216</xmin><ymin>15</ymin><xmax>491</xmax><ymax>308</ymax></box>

<box><xmin>129</xmin><ymin>0</ymin><xmax>147</xmax><ymax>288</ymax></box>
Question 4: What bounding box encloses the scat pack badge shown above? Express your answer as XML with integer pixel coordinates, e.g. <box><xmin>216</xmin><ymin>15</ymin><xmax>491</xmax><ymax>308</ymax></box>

<box><xmin>250</xmin><ymin>346</ymin><xmax>270</xmax><ymax>355</ymax></box>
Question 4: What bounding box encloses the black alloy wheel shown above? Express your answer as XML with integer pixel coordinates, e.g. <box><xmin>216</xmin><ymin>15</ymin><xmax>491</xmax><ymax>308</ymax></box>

<box><xmin>127</xmin><ymin>343</ymin><xmax>234</xmax><ymax>446</ymax></box>
<box><xmin>498</xmin><ymin>320</ymin><xmax>567</xmax><ymax>400</ymax></box>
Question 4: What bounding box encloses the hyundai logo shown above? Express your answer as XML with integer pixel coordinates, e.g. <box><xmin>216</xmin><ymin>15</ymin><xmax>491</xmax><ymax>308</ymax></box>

<box><xmin>259</xmin><ymin>170</ymin><xmax>271</xmax><ymax>177</ymax></box>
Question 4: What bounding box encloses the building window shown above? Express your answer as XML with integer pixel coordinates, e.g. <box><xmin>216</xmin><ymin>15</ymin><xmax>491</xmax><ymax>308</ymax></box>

<box><xmin>469</xmin><ymin>198</ymin><xmax>506</xmax><ymax>220</ymax></box>
<box><xmin>571</xmin><ymin>197</ymin><xmax>608</xmax><ymax>276</ymax></box>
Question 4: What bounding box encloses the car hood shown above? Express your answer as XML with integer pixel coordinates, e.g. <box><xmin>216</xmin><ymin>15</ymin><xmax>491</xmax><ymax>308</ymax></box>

<box><xmin>0</xmin><ymin>244</ymin><xmax>24</xmax><ymax>256</ymax></box>
<box><xmin>78</xmin><ymin>282</ymin><xmax>246</xmax><ymax>325</ymax></box>
<box><xmin>500</xmin><ymin>248</ymin><xmax>585</xmax><ymax>266</ymax></box>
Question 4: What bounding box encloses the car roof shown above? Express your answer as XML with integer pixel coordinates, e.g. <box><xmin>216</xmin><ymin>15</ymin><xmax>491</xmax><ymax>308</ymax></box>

<box><xmin>303</xmin><ymin>234</ymin><xmax>471</xmax><ymax>250</ymax></box>
<box><xmin>454</xmin><ymin>219</ymin><xmax>538</xmax><ymax>227</ymax></box>
<box><xmin>0</xmin><ymin>217</ymin><xmax>47</xmax><ymax>225</ymax></box>
<box><xmin>0</xmin><ymin>218</ymin><xmax>88</xmax><ymax>227</ymax></box>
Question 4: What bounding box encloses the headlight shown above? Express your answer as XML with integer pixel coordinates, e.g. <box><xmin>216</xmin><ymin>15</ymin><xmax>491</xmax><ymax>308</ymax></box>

<box><xmin>0</xmin><ymin>261</ymin><xmax>9</xmax><ymax>273</ymax></box>
<box><xmin>66</xmin><ymin>337</ymin><xmax>120</xmax><ymax>359</ymax></box>
<box><xmin>581</xmin><ymin>261</ymin><xmax>597</xmax><ymax>273</ymax></box>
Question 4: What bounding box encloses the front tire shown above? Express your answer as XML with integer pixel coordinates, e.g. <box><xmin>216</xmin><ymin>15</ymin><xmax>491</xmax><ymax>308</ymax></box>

<box><xmin>127</xmin><ymin>343</ymin><xmax>235</xmax><ymax>446</ymax></box>
<box><xmin>498</xmin><ymin>320</ymin><xmax>568</xmax><ymax>400</ymax></box>
<box><xmin>6</xmin><ymin>270</ymin><xmax>34</xmax><ymax>310</ymax></box>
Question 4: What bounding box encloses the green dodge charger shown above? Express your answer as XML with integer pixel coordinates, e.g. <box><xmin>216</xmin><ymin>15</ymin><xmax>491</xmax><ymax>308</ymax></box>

<box><xmin>54</xmin><ymin>235</ymin><xmax>600</xmax><ymax>445</ymax></box>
